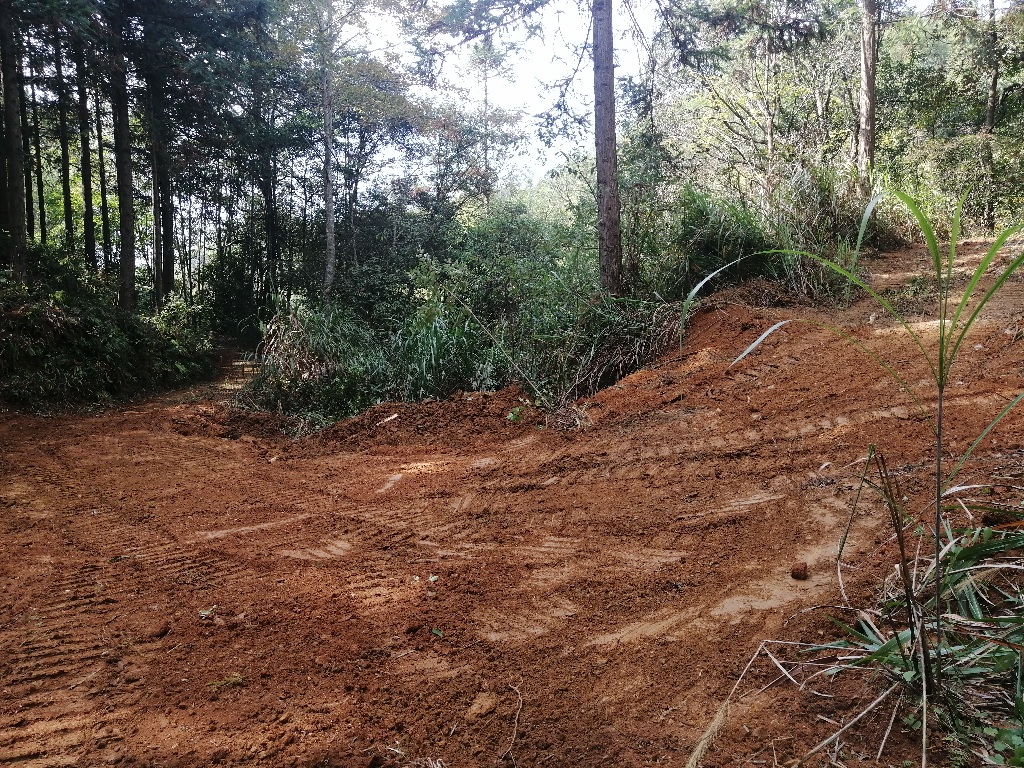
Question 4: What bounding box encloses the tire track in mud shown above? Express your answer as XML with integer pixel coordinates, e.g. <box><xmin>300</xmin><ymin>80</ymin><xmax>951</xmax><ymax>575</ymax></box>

<box><xmin>10</xmin><ymin>282</ymin><xmax>1015</xmax><ymax>766</ymax></box>
<box><xmin>0</xmin><ymin>492</ymin><xmax>278</xmax><ymax>766</ymax></box>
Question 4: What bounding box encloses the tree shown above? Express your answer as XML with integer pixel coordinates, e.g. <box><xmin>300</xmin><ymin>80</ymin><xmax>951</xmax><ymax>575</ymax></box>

<box><xmin>53</xmin><ymin>22</ymin><xmax>75</xmax><ymax>252</ymax></box>
<box><xmin>73</xmin><ymin>40</ymin><xmax>96</xmax><ymax>268</ymax></box>
<box><xmin>320</xmin><ymin>0</ymin><xmax>339</xmax><ymax>295</ymax></box>
<box><xmin>858</xmin><ymin>0</ymin><xmax>876</xmax><ymax>194</ymax></box>
<box><xmin>0</xmin><ymin>2</ymin><xmax>26</xmax><ymax>280</ymax></box>
<box><xmin>413</xmin><ymin>0</ymin><xmax>627</xmax><ymax>293</ymax></box>
<box><xmin>106</xmin><ymin>4</ymin><xmax>136</xmax><ymax>309</ymax></box>
<box><xmin>593</xmin><ymin>0</ymin><xmax>623</xmax><ymax>295</ymax></box>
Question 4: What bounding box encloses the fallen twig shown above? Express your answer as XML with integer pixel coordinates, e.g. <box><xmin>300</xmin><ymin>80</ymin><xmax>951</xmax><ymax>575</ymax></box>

<box><xmin>794</xmin><ymin>682</ymin><xmax>899</xmax><ymax>766</ymax></box>
<box><xmin>876</xmin><ymin>696</ymin><xmax>902</xmax><ymax>761</ymax></box>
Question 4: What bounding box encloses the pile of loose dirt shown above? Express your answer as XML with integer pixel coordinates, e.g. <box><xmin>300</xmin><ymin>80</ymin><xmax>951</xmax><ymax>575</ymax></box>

<box><xmin>169</xmin><ymin>403</ymin><xmax>295</xmax><ymax>441</ymax></box>
<box><xmin>2</xmin><ymin>245</ymin><xmax>1024</xmax><ymax>768</ymax></box>
<box><xmin>302</xmin><ymin>386</ymin><xmax>544</xmax><ymax>453</ymax></box>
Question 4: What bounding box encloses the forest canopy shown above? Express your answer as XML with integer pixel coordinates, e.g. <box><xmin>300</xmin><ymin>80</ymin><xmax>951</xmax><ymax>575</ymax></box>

<box><xmin>1</xmin><ymin>0</ymin><xmax>1022</xmax><ymax>413</ymax></box>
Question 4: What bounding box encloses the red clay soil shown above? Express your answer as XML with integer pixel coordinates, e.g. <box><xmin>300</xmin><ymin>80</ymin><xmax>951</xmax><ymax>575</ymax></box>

<box><xmin>3</xmin><ymin>242</ymin><xmax>1024</xmax><ymax>768</ymax></box>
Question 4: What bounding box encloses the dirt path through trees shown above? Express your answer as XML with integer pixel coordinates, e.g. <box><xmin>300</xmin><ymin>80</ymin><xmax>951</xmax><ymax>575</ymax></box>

<box><xmin>4</xmin><ymin>245</ymin><xmax>1024</xmax><ymax>767</ymax></box>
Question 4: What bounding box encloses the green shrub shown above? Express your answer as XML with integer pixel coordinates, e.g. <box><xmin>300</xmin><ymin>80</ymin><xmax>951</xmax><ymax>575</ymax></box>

<box><xmin>0</xmin><ymin>247</ymin><xmax>214</xmax><ymax>410</ymax></box>
<box><xmin>637</xmin><ymin>185</ymin><xmax>775</xmax><ymax>302</ymax></box>
<box><xmin>245</xmin><ymin>302</ymin><xmax>394</xmax><ymax>420</ymax></box>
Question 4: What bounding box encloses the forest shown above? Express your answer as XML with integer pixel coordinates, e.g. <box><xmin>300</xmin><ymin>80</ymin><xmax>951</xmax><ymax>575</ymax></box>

<box><xmin>1</xmin><ymin>0</ymin><xmax>1021</xmax><ymax>417</ymax></box>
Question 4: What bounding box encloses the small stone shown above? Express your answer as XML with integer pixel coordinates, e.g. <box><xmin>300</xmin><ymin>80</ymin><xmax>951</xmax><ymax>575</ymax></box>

<box><xmin>790</xmin><ymin>562</ymin><xmax>809</xmax><ymax>580</ymax></box>
<box><xmin>464</xmin><ymin>691</ymin><xmax>499</xmax><ymax>720</ymax></box>
<box><xmin>144</xmin><ymin>621</ymin><xmax>171</xmax><ymax>639</ymax></box>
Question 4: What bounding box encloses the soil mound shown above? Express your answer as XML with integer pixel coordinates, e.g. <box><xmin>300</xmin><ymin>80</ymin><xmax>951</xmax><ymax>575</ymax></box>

<box><xmin>303</xmin><ymin>385</ymin><xmax>544</xmax><ymax>453</ymax></box>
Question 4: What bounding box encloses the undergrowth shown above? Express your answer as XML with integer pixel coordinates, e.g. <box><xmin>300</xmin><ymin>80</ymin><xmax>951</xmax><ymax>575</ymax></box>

<box><xmin>242</xmin><ymin>291</ymin><xmax>682</xmax><ymax>425</ymax></box>
<box><xmin>0</xmin><ymin>247</ymin><xmax>215</xmax><ymax>410</ymax></box>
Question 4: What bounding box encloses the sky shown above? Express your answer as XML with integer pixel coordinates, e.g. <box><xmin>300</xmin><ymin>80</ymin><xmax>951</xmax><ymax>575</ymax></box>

<box><xmin>368</xmin><ymin>0</ymin><xmax>661</xmax><ymax>181</ymax></box>
<box><xmin>458</xmin><ymin>0</ymin><xmax>661</xmax><ymax>178</ymax></box>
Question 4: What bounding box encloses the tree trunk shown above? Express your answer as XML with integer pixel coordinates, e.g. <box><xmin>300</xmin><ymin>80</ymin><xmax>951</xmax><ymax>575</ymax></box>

<box><xmin>110</xmin><ymin>13</ymin><xmax>136</xmax><ymax>309</ymax></box>
<box><xmin>30</xmin><ymin>58</ymin><xmax>45</xmax><ymax>243</ymax></box>
<box><xmin>151</xmin><ymin>149</ymin><xmax>163</xmax><ymax>311</ymax></box>
<box><xmin>322</xmin><ymin>59</ymin><xmax>336</xmax><ymax>294</ymax></box>
<box><xmin>593</xmin><ymin>0</ymin><xmax>623</xmax><ymax>296</ymax></box>
<box><xmin>95</xmin><ymin>83</ymin><xmax>111</xmax><ymax>268</ymax></box>
<box><xmin>857</xmin><ymin>0</ymin><xmax>877</xmax><ymax>196</ymax></box>
<box><xmin>53</xmin><ymin>24</ymin><xmax>75</xmax><ymax>253</ymax></box>
<box><xmin>160</xmin><ymin>163</ymin><xmax>174</xmax><ymax>296</ymax></box>
<box><xmin>982</xmin><ymin>0</ymin><xmax>998</xmax><ymax>233</ymax></box>
<box><xmin>261</xmin><ymin>163</ymin><xmax>277</xmax><ymax>299</ymax></box>
<box><xmin>18</xmin><ymin>54</ymin><xmax>32</xmax><ymax>241</ymax></box>
<box><xmin>0</xmin><ymin>7</ymin><xmax>27</xmax><ymax>280</ymax></box>
<box><xmin>74</xmin><ymin>42</ymin><xmax>96</xmax><ymax>269</ymax></box>
<box><xmin>0</xmin><ymin>82</ymin><xmax>8</xmax><ymax>270</ymax></box>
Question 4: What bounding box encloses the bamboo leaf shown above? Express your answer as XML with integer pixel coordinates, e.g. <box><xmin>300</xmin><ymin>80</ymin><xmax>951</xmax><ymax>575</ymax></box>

<box><xmin>947</xmin><ymin>246</ymin><xmax>1024</xmax><ymax>368</ymax></box>
<box><xmin>855</xmin><ymin>192</ymin><xmax>887</xmax><ymax>254</ymax></box>
<box><xmin>728</xmin><ymin>320</ymin><xmax>791</xmax><ymax>368</ymax></box>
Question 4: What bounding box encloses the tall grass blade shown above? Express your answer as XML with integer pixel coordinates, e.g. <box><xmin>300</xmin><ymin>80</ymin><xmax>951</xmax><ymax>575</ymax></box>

<box><xmin>855</xmin><ymin>193</ymin><xmax>886</xmax><ymax>254</ymax></box>
<box><xmin>947</xmin><ymin>248</ymin><xmax>1024</xmax><ymax>367</ymax></box>
<box><xmin>947</xmin><ymin>226</ymin><xmax>1023</xmax><ymax>349</ymax></box>
<box><xmin>838</xmin><ymin>444</ymin><xmax>876</xmax><ymax>574</ymax></box>
<box><xmin>892</xmin><ymin>191</ymin><xmax>941</xmax><ymax>276</ymax></box>
<box><xmin>728</xmin><ymin>320</ymin><xmax>791</xmax><ymax>368</ymax></box>
<box><xmin>678</xmin><ymin>256</ymin><xmax>745</xmax><ymax>346</ymax></box>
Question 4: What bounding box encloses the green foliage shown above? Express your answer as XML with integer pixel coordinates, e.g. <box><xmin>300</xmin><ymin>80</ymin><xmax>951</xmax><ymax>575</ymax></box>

<box><xmin>0</xmin><ymin>247</ymin><xmax>214</xmax><ymax>410</ymax></box>
<box><xmin>637</xmin><ymin>185</ymin><xmax>774</xmax><ymax>301</ymax></box>
<box><xmin>245</xmin><ymin>301</ymin><xmax>394</xmax><ymax>421</ymax></box>
<box><xmin>244</xmin><ymin>200</ymin><xmax>690</xmax><ymax>423</ymax></box>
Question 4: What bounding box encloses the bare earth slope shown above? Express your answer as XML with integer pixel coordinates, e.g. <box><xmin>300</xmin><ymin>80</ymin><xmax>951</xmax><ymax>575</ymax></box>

<box><xmin>3</xmin><ymin>243</ymin><xmax>1024</xmax><ymax>767</ymax></box>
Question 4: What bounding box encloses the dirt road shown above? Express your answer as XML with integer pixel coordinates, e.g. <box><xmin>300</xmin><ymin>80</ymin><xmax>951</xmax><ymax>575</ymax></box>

<box><xmin>3</xmin><ymin>244</ymin><xmax>1024</xmax><ymax>767</ymax></box>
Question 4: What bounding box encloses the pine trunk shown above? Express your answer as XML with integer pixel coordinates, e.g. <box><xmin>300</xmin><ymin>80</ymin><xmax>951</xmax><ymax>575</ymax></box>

<box><xmin>18</xmin><ymin>54</ymin><xmax>31</xmax><ymax>241</ymax></box>
<box><xmin>982</xmin><ymin>0</ymin><xmax>998</xmax><ymax>233</ymax></box>
<box><xmin>30</xmin><ymin>58</ymin><xmax>45</xmax><ymax>243</ymax></box>
<box><xmin>53</xmin><ymin>25</ymin><xmax>75</xmax><ymax>253</ymax></box>
<box><xmin>151</xmin><ymin>150</ymin><xmax>163</xmax><ymax>311</ymax></box>
<box><xmin>322</xmin><ymin>65</ymin><xmax>335</xmax><ymax>295</ymax></box>
<box><xmin>110</xmin><ymin>15</ymin><xmax>136</xmax><ymax>309</ymax></box>
<box><xmin>74</xmin><ymin>43</ymin><xmax>96</xmax><ymax>269</ymax></box>
<box><xmin>160</xmin><ymin>164</ymin><xmax>174</xmax><ymax>296</ymax></box>
<box><xmin>0</xmin><ymin>88</ymin><xmax>8</xmax><ymax>269</ymax></box>
<box><xmin>858</xmin><ymin>0</ymin><xmax>877</xmax><ymax>196</ymax></box>
<box><xmin>95</xmin><ymin>83</ymin><xmax>111</xmax><ymax>268</ymax></box>
<box><xmin>593</xmin><ymin>0</ymin><xmax>623</xmax><ymax>296</ymax></box>
<box><xmin>261</xmin><ymin>166</ymin><xmax>276</xmax><ymax>299</ymax></box>
<box><xmin>0</xmin><ymin>7</ymin><xmax>26</xmax><ymax>280</ymax></box>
